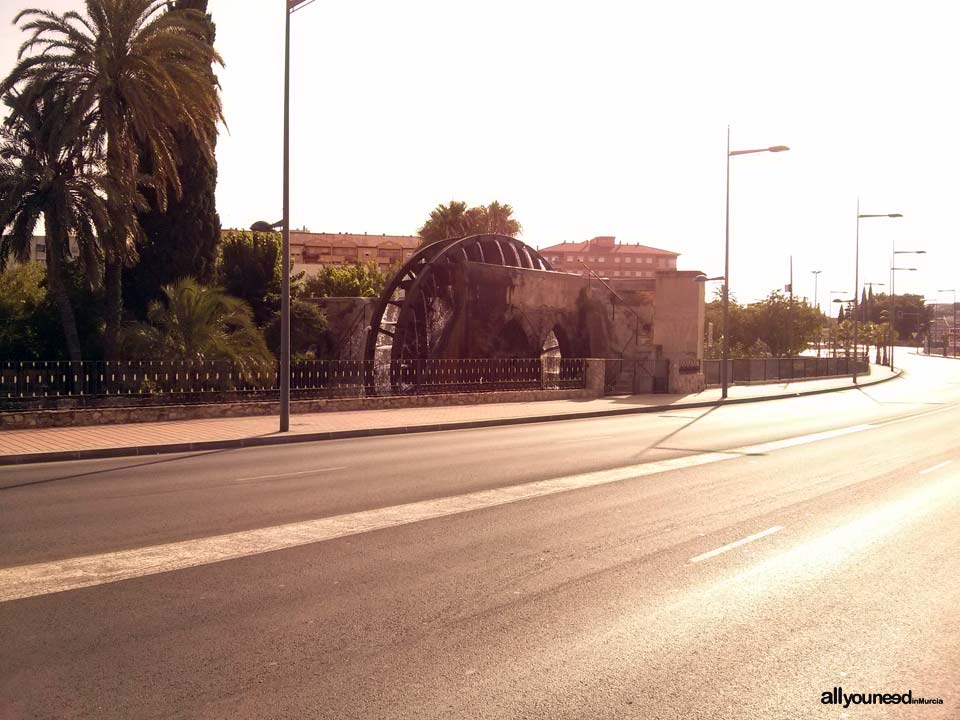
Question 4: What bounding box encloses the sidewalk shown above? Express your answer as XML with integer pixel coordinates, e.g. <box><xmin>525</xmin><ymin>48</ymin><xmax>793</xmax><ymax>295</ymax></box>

<box><xmin>0</xmin><ymin>364</ymin><xmax>899</xmax><ymax>465</ymax></box>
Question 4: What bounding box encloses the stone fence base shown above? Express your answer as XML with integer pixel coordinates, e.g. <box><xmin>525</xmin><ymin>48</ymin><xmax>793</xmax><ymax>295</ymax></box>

<box><xmin>1</xmin><ymin>359</ymin><xmax>609</xmax><ymax>430</ymax></box>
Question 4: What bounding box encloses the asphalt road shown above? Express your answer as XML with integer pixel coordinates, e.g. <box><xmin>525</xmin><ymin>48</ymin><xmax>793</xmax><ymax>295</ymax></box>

<box><xmin>1</xmin><ymin>351</ymin><xmax>958</xmax><ymax>719</ymax></box>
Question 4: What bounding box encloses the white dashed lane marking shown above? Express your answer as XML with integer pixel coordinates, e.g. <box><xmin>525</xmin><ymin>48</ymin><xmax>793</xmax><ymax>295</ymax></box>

<box><xmin>0</xmin><ymin>423</ymin><xmax>875</xmax><ymax>602</ymax></box>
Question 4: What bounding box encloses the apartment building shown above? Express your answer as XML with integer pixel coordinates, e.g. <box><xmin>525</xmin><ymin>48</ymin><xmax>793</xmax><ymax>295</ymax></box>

<box><xmin>289</xmin><ymin>232</ymin><xmax>421</xmax><ymax>276</ymax></box>
<box><xmin>538</xmin><ymin>236</ymin><xmax>679</xmax><ymax>279</ymax></box>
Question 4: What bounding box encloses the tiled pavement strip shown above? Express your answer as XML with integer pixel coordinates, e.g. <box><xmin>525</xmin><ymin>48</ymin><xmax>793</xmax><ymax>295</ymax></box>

<box><xmin>0</xmin><ymin>365</ymin><xmax>897</xmax><ymax>464</ymax></box>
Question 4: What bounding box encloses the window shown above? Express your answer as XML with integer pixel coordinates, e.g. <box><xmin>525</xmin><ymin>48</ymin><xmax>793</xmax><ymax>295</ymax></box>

<box><xmin>35</xmin><ymin>243</ymin><xmax>45</xmax><ymax>253</ymax></box>
<box><xmin>598</xmin><ymin>256</ymin><xmax>605</xmax><ymax>263</ymax></box>
<box><xmin>646</xmin><ymin>257</ymin><xmax>653</xmax><ymax>264</ymax></box>
<box><xmin>624</xmin><ymin>257</ymin><xmax>632</xmax><ymax>264</ymax></box>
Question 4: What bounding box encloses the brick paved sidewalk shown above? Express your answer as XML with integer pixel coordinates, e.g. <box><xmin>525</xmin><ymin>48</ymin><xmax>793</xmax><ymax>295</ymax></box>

<box><xmin>0</xmin><ymin>364</ymin><xmax>897</xmax><ymax>464</ymax></box>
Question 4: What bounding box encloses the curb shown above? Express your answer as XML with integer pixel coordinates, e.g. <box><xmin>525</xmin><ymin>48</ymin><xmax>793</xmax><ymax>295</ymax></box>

<box><xmin>0</xmin><ymin>368</ymin><xmax>903</xmax><ymax>467</ymax></box>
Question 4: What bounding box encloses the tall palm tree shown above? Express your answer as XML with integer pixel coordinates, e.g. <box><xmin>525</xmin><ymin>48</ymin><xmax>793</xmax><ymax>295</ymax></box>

<box><xmin>418</xmin><ymin>200</ymin><xmax>523</xmax><ymax>246</ymax></box>
<box><xmin>0</xmin><ymin>90</ymin><xmax>108</xmax><ymax>362</ymax></box>
<box><xmin>119</xmin><ymin>278</ymin><xmax>274</xmax><ymax>374</ymax></box>
<box><xmin>418</xmin><ymin>200</ymin><xmax>473</xmax><ymax>246</ymax></box>
<box><xmin>479</xmin><ymin>200</ymin><xmax>522</xmax><ymax>237</ymax></box>
<box><xmin>1</xmin><ymin>0</ymin><xmax>225</xmax><ymax>356</ymax></box>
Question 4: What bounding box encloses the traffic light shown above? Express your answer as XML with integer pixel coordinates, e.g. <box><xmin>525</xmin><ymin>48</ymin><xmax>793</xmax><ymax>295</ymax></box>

<box><xmin>897</xmin><ymin>310</ymin><xmax>904</xmax><ymax>320</ymax></box>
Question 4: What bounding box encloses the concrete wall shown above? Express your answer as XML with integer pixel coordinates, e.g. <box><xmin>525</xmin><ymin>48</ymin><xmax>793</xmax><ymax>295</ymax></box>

<box><xmin>653</xmin><ymin>270</ymin><xmax>705</xmax><ymax>392</ymax></box>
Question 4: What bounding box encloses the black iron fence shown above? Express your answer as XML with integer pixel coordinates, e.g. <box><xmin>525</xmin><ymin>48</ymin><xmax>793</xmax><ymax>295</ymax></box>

<box><xmin>703</xmin><ymin>356</ymin><xmax>869</xmax><ymax>385</ymax></box>
<box><xmin>0</xmin><ymin>358</ymin><xmax>586</xmax><ymax>410</ymax></box>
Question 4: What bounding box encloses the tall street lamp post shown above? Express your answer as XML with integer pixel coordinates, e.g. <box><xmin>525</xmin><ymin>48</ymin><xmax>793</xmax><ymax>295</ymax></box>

<box><xmin>890</xmin><ymin>249</ymin><xmax>924</xmax><ymax>370</ymax></box>
<box><xmin>938</xmin><ymin>288</ymin><xmax>957</xmax><ymax>356</ymax></box>
<box><xmin>854</xmin><ymin>204</ymin><xmax>902</xmax><ymax>382</ymax></box>
<box><xmin>810</xmin><ymin>270</ymin><xmax>821</xmax><ymax>355</ymax></box>
<box><xmin>276</xmin><ymin>0</ymin><xmax>316</xmax><ymax>432</ymax></box>
<box><xmin>722</xmin><ymin>127</ymin><xmax>789</xmax><ymax>399</ymax></box>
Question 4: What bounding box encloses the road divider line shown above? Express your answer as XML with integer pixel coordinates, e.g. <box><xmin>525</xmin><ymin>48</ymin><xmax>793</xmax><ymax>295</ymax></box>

<box><xmin>689</xmin><ymin>526</ymin><xmax>785</xmax><ymax>564</ymax></box>
<box><xmin>233</xmin><ymin>466</ymin><xmax>346</xmax><ymax>483</ymax></box>
<box><xmin>0</xmin><ymin>422</ymin><xmax>875</xmax><ymax>603</ymax></box>
<box><xmin>919</xmin><ymin>460</ymin><xmax>952</xmax><ymax>475</ymax></box>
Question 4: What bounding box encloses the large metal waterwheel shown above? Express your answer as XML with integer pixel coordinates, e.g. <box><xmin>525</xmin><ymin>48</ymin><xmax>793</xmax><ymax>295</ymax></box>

<box><xmin>363</xmin><ymin>234</ymin><xmax>553</xmax><ymax>394</ymax></box>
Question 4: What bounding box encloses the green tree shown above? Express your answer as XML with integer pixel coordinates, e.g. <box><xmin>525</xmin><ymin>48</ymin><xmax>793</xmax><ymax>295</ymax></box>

<box><xmin>418</xmin><ymin>200</ymin><xmax>522</xmax><ymax>246</ymax></box>
<box><xmin>264</xmin><ymin>300</ymin><xmax>329</xmax><ymax>358</ymax></box>
<box><xmin>704</xmin><ymin>290</ymin><xmax>824</xmax><ymax>357</ymax></box>
<box><xmin>303</xmin><ymin>261</ymin><xmax>387</xmax><ymax>298</ymax></box>
<box><xmin>118</xmin><ymin>278</ymin><xmax>272</xmax><ymax>372</ymax></box>
<box><xmin>0</xmin><ymin>262</ymin><xmax>45</xmax><ymax>358</ymax></box>
<box><xmin>126</xmin><ymin>0</ymin><xmax>222</xmax><ymax>320</ymax></box>
<box><xmin>2</xmin><ymin>0</ymin><xmax>225</xmax><ymax>356</ymax></box>
<box><xmin>0</xmin><ymin>90</ymin><xmax>107</xmax><ymax>361</ymax></box>
<box><xmin>218</xmin><ymin>230</ymin><xmax>282</xmax><ymax>325</ymax></box>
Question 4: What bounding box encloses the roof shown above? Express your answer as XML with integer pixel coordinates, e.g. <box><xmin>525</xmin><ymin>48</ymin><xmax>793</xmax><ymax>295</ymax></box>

<box><xmin>538</xmin><ymin>239</ymin><xmax>679</xmax><ymax>256</ymax></box>
<box><xmin>290</xmin><ymin>232</ymin><xmax>420</xmax><ymax>249</ymax></box>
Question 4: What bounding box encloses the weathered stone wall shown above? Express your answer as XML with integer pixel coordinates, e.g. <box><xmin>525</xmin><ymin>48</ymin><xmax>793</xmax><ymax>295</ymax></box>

<box><xmin>653</xmin><ymin>270</ymin><xmax>705</xmax><ymax>392</ymax></box>
<box><xmin>311</xmin><ymin>297</ymin><xmax>376</xmax><ymax>360</ymax></box>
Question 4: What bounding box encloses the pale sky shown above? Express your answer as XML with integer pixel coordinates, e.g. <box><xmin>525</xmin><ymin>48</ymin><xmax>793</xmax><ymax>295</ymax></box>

<box><xmin>2</xmin><ymin>0</ymin><xmax>958</xmax><ymax>306</ymax></box>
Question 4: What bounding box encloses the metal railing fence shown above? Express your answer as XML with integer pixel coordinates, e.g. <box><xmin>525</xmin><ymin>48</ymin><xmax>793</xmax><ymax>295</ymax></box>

<box><xmin>702</xmin><ymin>356</ymin><xmax>869</xmax><ymax>385</ymax></box>
<box><xmin>0</xmin><ymin>358</ymin><xmax>586</xmax><ymax>410</ymax></box>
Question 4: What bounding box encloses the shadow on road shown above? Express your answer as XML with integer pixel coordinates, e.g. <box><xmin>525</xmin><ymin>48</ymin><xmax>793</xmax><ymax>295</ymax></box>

<box><xmin>0</xmin><ymin>444</ymin><xmax>265</xmax><ymax>492</ymax></box>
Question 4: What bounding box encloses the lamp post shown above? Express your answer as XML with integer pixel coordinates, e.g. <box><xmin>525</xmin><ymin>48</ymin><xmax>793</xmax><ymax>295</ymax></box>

<box><xmin>890</xmin><ymin>250</ymin><xmax>924</xmax><ymax>370</ymax></box>
<box><xmin>810</xmin><ymin>270</ymin><xmax>822</xmax><ymax>313</ymax></box>
<box><xmin>722</xmin><ymin>127</ymin><xmax>789</xmax><ymax>399</ymax></box>
<box><xmin>810</xmin><ymin>270</ymin><xmax>822</xmax><ymax>356</ymax></box>
<box><xmin>938</xmin><ymin>288</ymin><xmax>957</xmax><ymax>356</ymax></box>
<box><xmin>274</xmin><ymin>0</ymin><xmax>316</xmax><ymax>432</ymax></box>
<box><xmin>854</xmin><ymin>204</ymin><xmax>902</xmax><ymax>382</ymax></box>
<box><xmin>696</xmin><ymin>275</ymin><xmax>725</xmax><ymax>368</ymax></box>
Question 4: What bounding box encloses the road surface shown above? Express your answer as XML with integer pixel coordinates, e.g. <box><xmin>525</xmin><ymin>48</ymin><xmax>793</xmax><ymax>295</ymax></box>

<box><xmin>1</xmin><ymin>351</ymin><xmax>957</xmax><ymax>718</ymax></box>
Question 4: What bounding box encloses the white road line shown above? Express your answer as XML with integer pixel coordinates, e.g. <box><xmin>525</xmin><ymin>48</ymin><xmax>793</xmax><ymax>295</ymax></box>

<box><xmin>919</xmin><ymin>460</ymin><xmax>952</xmax><ymax>475</ymax></box>
<box><xmin>553</xmin><ymin>435</ymin><xmax>616</xmax><ymax>444</ymax></box>
<box><xmin>0</xmin><ymin>422</ymin><xmax>874</xmax><ymax>603</ymax></box>
<box><xmin>233</xmin><ymin>467</ymin><xmax>346</xmax><ymax>483</ymax></box>
<box><xmin>689</xmin><ymin>526</ymin><xmax>785</xmax><ymax>564</ymax></box>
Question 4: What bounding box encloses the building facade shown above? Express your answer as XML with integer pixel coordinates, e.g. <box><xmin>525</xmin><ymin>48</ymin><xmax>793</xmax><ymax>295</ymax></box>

<box><xmin>289</xmin><ymin>232</ymin><xmax>421</xmax><ymax>277</ymax></box>
<box><xmin>538</xmin><ymin>236</ymin><xmax>678</xmax><ymax>279</ymax></box>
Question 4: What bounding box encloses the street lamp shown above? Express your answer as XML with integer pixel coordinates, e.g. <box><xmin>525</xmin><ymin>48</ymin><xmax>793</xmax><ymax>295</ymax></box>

<box><xmin>274</xmin><ymin>0</ymin><xmax>317</xmax><ymax>432</ymax></box>
<box><xmin>722</xmin><ymin>127</ymin><xmax>789</xmax><ymax>399</ymax></box>
<box><xmin>889</xmin><ymin>249</ymin><xmax>924</xmax><ymax>370</ymax></box>
<box><xmin>938</xmin><ymin>288</ymin><xmax>957</xmax><ymax>356</ymax></box>
<box><xmin>853</xmin><ymin>204</ymin><xmax>902</xmax><ymax>382</ymax></box>
<box><xmin>810</xmin><ymin>270</ymin><xmax>822</xmax><ymax>313</ymax></box>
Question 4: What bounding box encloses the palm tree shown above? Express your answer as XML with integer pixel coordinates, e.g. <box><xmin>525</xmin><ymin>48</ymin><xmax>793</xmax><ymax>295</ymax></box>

<box><xmin>119</xmin><ymin>278</ymin><xmax>273</xmax><ymax>374</ymax></box>
<box><xmin>478</xmin><ymin>200</ymin><xmax>522</xmax><ymax>236</ymax></box>
<box><xmin>0</xmin><ymin>90</ymin><xmax>108</xmax><ymax>362</ymax></box>
<box><xmin>418</xmin><ymin>200</ymin><xmax>523</xmax><ymax>246</ymax></box>
<box><xmin>2</xmin><ymin>0</ymin><xmax>225</xmax><ymax>355</ymax></box>
<box><xmin>418</xmin><ymin>200</ymin><xmax>473</xmax><ymax>245</ymax></box>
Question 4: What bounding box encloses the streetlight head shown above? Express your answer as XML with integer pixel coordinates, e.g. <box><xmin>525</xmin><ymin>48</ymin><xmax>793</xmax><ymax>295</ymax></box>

<box><xmin>768</xmin><ymin>145</ymin><xmax>790</xmax><ymax>152</ymax></box>
<box><xmin>250</xmin><ymin>219</ymin><xmax>283</xmax><ymax>232</ymax></box>
<box><xmin>888</xmin><ymin>213</ymin><xmax>903</xmax><ymax>218</ymax></box>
